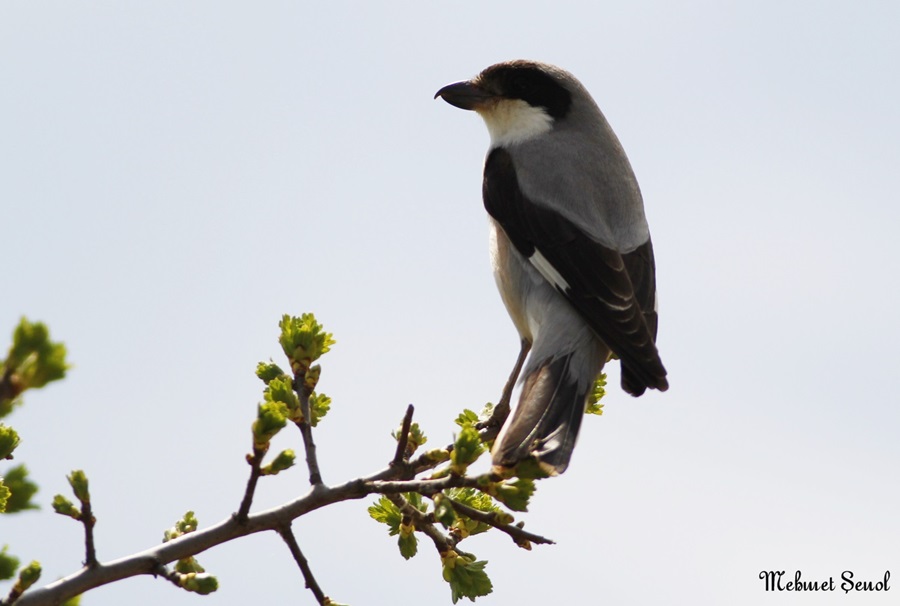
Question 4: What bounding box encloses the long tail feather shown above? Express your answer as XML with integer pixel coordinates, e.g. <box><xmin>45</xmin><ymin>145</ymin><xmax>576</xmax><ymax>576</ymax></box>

<box><xmin>492</xmin><ymin>353</ymin><xmax>587</xmax><ymax>474</ymax></box>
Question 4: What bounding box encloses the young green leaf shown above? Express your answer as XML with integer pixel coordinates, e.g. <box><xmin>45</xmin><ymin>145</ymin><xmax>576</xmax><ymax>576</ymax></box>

<box><xmin>432</xmin><ymin>493</ymin><xmax>457</xmax><ymax>529</ymax></box>
<box><xmin>255</xmin><ymin>361</ymin><xmax>286</xmax><ymax>384</ymax></box>
<box><xmin>264</xmin><ymin>376</ymin><xmax>301</xmax><ymax>421</ymax></box>
<box><xmin>493</xmin><ymin>478</ymin><xmax>536</xmax><ymax>513</ymax></box>
<box><xmin>451</xmin><ymin>424</ymin><xmax>484</xmax><ymax>475</ymax></box>
<box><xmin>392</xmin><ymin>422</ymin><xmax>428</xmax><ymax>457</ymax></box>
<box><xmin>178</xmin><ymin>572</ymin><xmax>219</xmax><ymax>595</ymax></box>
<box><xmin>278</xmin><ymin>314</ymin><xmax>335</xmax><ymax>375</ymax></box>
<box><xmin>441</xmin><ymin>550</ymin><xmax>493</xmax><ymax>603</ymax></box>
<box><xmin>367</xmin><ymin>495</ymin><xmax>402</xmax><ymax>535</ymax></box>
<box><xmin>261</xmin><ymin>449</ymin><xmax>296</xmax><ymax>476</ymax></box>
<box><xmin>585</xmin><ymin>373</ymin><xmax>607</xmax><ymax>415</ymax></box>
<box><xmin>0</xmin><ymin>425</ymin><xmax>20</xmax><ymax>460</ymax></box>
<box><xmin>4</xmin><ymin>318</ymin><xmax>69</xmax><ymax>398</ymax></box>
<box><xmin>52</xmin><ymin>495</ymin><xmax>80</xmax><ymax>520</ymax></box>
<box><xmin>309</xmin><ymin>392</ymin><xmax>331</xmax><ymax>427</ymax></box>
<box><xmin>398</xmin><ymin>522</ymin><xmax>418</xmax><ymax>560</ymax></box>
<box><xmin>175</xmin><ymin>556</ymin><xmax>206</xmax><ymax>574</ymax></box>
<box><xmin>0</xmin><ymin>545</ymin><xmax>19</xmax><ymax>580</ymax></box>
<box><xmin>164</xmin><ymin>511</ymin><xmax>199</xmax><ymax>542</ymax></box>
<box><xmin>252</xmin><ymin>401</ymin><xmax>289</xmax><ymax>449</ymax></box>
<box><xmin>15</xmin><ymin>560</ymin><xmax>42</xmax><ymax>592</ymax></box>
<box><xmin>66</xmin><ymin>470</ymin><xmax>90</xmax><ymax>504</ymax></box>
<box><xmin>454</xmin><ymin>409</ymin><xmax>480</xmax><ymax>428</ymax></box>
<box><xmin>1</xmin><ymin>464</ymin><xmax>39</xmax><ymax>513</ymax></box>
<box><xmin>445</xmin><ymin>488</ymin><xmax>506</xmax><ymax>536</ymax></box>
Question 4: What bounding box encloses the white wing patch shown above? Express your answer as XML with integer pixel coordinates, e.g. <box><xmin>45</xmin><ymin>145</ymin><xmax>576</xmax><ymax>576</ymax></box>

<box><xmin>477</xmin><ymin>99</ymin><xmax>554</xmax><ymax>148</ymax></box>
<box><xmin>529</xmin><ymin>249</ymin><xmax>570</xmax><ymax>291</ymax></box>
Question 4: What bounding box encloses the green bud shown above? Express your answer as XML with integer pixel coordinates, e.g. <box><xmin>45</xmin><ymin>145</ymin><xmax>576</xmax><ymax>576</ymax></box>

<box><xmin>493</xmin><ymin>478</ymin><xmax>535</xmax><ymax>513</ymax></box>
<box><xmin>278</xmin><ymin>314</ymin><xmax>335</xmax><ymax>375</ymax></box>
<box><xmin>0</xmin><ymin>425</ymin><xmax>20</xmax><ymax>460</ymax></box>
<box><xmin>494</xmin><ymin>511</ymin><xmax>515</xmax><ymax>525</ymax></box>
<box><xmin>454</xmin><ymin>409</ymin><xmax>480</xmax><ymax>428</ymax></box>
<box><xmin>261</xmin><ymin>449</ymin><xmax>296</xmax><ymax>476</ymax></box>
<box><xmin>255</xmin><ymin>361</ymin><xmax>286</xmax><ymax>384</ymax></box>
<box><xmin>585</xmin><ymin>373</ymin><xmax>607</xmax><ymax>415</ymax></box>
<box><xmin>392</xmin><ymin>422</ymin><xmax>428</xmax><ymax>457</ymax></box>
<box><xmin>175</xmin><ymin>557</ymin><xmax>205</xmax><ymax>574</ymax></box>
<box><xmin>178</xmin><ymin>572</ymin><xmax>219</xmax><ymax>595</ymax></box>
<box><xmin>52</xmin><ymin>495</ymin><xmax>81</xmax><ymax>520</ymax></box>
<box><xmin>164</xmin><ymin>511</ymin><xmax>199</xmax><ymax>542</ymax></box>
<box><xmin>421</xmin><ymin>448</ymin><xmax>451</xmax><ymax>465</ymax></box>
<box><xmin>304</xmin><ymin>365</ymin><xmax>321</xmax><ymax>391</ymax></box>
<box><xmin>450</xmin><ymin>424</ymin><xmax>484</xmax><ymax>475</ymax></box>
<box><xmin>0</xmin><ymin>481</ymin><xmax>9</xmax><ymax>513</ymax></box>
<box><xmin>511</xmin><ymin>457</ymin><xmax>552</xmax><ymax>480</ymax></box>
<box><xmin>309</xmin><ymin>392</ymin><xmax>331</xmax><ymax>427</ymax></box>
<box><xmin>67</xmin><ymin>470</ymin><xmax>90</xmax><ymax>504</ymax></box>
<box><xmin>252</xmin><ymin>401</ymin><xmax>289</xmax><ymax>450</ymax></box>
<box><xmin>16</xmin><ymin>560</ymin><xmax>42</xmax><ymax>591</ymax></box>
<box><xmin>263</xmin><ymin>376</ymin><xmax>301</xmax><ymax>421</ymax></box>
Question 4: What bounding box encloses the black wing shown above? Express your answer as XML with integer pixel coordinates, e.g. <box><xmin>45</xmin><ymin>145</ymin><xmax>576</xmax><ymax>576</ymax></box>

<box><xmin>483</xmin><ymin>147</ymin><xmax>667</xmax><ymax>395</ymax></box>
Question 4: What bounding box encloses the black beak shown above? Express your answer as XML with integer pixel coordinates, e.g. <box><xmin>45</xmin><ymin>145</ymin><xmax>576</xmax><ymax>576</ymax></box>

<box><xmin>434</xmin><ymin>80</ymin><xmax>494</xmax><ymax>110</ymax></box>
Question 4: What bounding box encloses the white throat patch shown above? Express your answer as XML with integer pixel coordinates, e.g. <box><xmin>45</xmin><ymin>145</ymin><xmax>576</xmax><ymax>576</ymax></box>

<box><xmin>476</xmin><ymin>99</ymin><xmax>554</xmax><ymax>148</ymax></box>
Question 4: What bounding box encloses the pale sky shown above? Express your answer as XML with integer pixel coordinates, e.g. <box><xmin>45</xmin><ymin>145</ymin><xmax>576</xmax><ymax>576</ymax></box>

<box><xmin>3</xmin><ymin>2</ymin><xmax>899</xmax><ymax>605</ymax></box>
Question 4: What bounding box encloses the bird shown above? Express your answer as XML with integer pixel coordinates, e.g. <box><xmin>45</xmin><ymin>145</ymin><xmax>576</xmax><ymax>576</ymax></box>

<box><xmin>435</xmin><ymin>60</ymin><xmax>667</xmax><ymax>474</ymax></box>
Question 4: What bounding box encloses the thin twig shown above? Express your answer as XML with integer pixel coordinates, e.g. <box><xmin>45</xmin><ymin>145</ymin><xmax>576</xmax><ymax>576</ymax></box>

<box><xmin>295</xmin><ymin>421</ymin><xmax>322</xmax><ymax>485</ymax></box>
<box><xmin>294</xmin><ymin>377</ymin><xmax>323</xmax><ymax>486</ymax></box>
<box><xmin>152</xmin><ymin>563</ymin><xmax>183</xmax><ymax>590</ymax></box>
<box><xmin>2</xmin><ymin>584</ymin><xmax>24</xmax><ymax>606</ymax></box>
<box><xmin>236</xmin><ymin>447</ymin><xmax>265</xmax><ymax>523</ymax></box>
<box><xmin>277</xmin><ymin>524</ymin><xmax>328</xmax><ymax>605</ymax></box>
<box><xmin>446</xmin><ymin>498</ymin><xmax>554</xmax><ymax>548</ymax></box>
<box><xmin>391</xmin><ymin>404</ymin><xmax>415</xmax><ymax>467</ymax></box>
<box><xmin>368</xmin><ymin>474</ymin><xmax>490</xmax><ymax>497</ymax></box>
<box><xmin>81</xmin><ymin>500</ymin><xmax>98</xmax><ymax>568</ymax></box>
<box><xmin>385</xmin><ymin>494</ymin><xmax>454</xmax><ymax>554</ymax></box>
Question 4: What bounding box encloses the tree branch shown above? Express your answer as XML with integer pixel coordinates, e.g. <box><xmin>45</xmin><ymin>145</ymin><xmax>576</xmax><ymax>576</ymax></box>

<box><xmin>277</xmin><ymin>524</ymin><xmax>328</xmax><ymax>605</ymax></box>
<box><xmin>294</xmin><ymin>377</ymin><xmax>323</xmax><ymax>486</ymax></box>
<box><xmin>446</xmin><ymin>498</ymin><xmax>553</xmax><ymax>548</ymax></box>
<box><xmin>236</xmin><ymin>446</ymin><xmax>265</xmax><ymax>523</ymax></box>
<box><xmin>81</xmin><ymin>499</ymin><xmax>98</xmax><ymax>568</ymax></box>
<box><xmin>391</xmin><ymin>404</ymin><xmax>415</xmax><ymax>467</ymax></box>
<box><xmin>385</xmin><ymin>493</ymin><xmax>454</xmax><ymax>555</ymax></box>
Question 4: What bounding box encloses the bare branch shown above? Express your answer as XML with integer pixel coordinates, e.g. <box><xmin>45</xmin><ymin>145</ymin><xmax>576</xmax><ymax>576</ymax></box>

<box><xmin>14</xmin><ymin>481</ymin><xmax>364</xmax><ymax>606</ymax></box>
<box><xmin>368</xmin><ymin>474</ymin><xmax>488</xmax><ymax>497</ymax></box>
<box><xmin>81</xmin><ymin>500</ymin><xmax>98</xmax><ymax>568</ymax></box>
<box><xmin>294</xmin><ymin>377</ymin><xmax>323</xmax><ymax>486</ymax></box>
<box><xmin>277</xmin><ymin>524</ymin><xmax>328</xmax><ymax>605</ymax></box>
<box><xmin>236</xmin><ymin>447</ymin><xmax>266</xmax><ymax>523</ymax></box>
<box><xmin>391</xmin><ymin>404</ymin><xmax>415</xmax><ymax>467</ymax></box>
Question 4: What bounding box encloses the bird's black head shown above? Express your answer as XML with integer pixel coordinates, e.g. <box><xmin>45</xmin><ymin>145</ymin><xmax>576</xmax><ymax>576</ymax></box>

<box><xmin>476</xmin><ymin>61</ymin><xmax>573</xmax><ymax>120</ymax></box>
<box><xmin>435</xmin><ymin>60</ymin><xmax>573</xmax><ymax>121</ymax></box>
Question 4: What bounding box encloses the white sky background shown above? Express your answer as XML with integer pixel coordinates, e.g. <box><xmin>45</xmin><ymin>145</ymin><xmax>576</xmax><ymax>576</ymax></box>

<box><xmin>3</xmin><ymin>1</ymin><xmax>900</xmax><ymax>604</ymax></box>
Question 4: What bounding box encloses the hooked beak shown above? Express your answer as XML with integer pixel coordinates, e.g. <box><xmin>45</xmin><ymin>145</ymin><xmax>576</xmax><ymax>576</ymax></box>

<box><xmin>434</xmin><ymin>80</ymin><xmax>494</xmax><ymax>111</ymax></box>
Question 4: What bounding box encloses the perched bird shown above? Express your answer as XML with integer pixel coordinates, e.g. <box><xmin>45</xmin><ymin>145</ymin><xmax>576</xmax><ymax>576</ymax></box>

<box><xmin>435</xmin><ymin>60</ymin><xmax>667</xmax><ymax>474</ymax></box>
